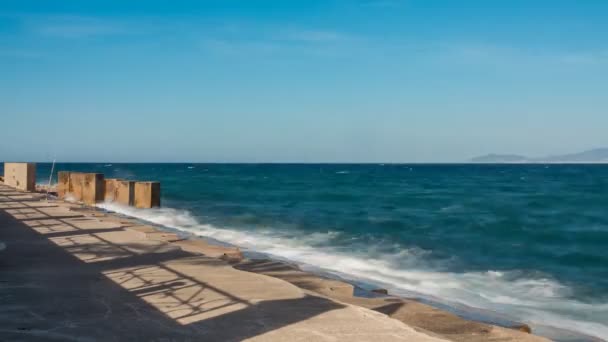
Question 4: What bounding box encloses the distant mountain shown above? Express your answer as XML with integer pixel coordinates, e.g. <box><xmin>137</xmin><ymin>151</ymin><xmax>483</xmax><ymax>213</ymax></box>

<box><xmin>542</xmin><ymin>148</ymin><xmax>608</xmax><ymax>162</ymax></box>
<box><xmin>471</xmin><ymin>148</ymin><xmax>608</xmax><ymax>163</ymax></box>
<box><xmin>471</xmin><ymin>154</ymin><xmax>528</xmax><ymax>163</ymax></box>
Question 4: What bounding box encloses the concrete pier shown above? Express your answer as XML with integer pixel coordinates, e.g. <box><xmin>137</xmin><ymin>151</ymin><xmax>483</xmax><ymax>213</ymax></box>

<box><xmin>0</xmin><ymin>177</ymin><xmax>550</xmax><ymax>342</ymax></box>
<box><xmin>0</xmin><ymin>182</ymin><xmax>452</xmax><ymax>342</ymax></box>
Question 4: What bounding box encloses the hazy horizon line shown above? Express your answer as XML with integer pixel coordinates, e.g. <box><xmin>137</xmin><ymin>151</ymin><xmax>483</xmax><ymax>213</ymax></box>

<box><xmin>4</xmin><ymin>160</ymin><xmax>608</xmax><ymax>165</ymax></box>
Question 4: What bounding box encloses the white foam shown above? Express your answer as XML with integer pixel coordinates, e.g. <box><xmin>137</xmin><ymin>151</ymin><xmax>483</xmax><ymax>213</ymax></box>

<box><xmin>64</xmin><ymin>193</ymin><xmax>77</xmax><ymax>202</ymax></box>
<box><xmin>98</xmin><ymin>203</ymin><xmax>608</xmax><ymax>340</ymax></box>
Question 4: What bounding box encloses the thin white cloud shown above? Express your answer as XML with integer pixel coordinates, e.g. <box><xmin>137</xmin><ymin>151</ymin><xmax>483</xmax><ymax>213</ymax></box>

<box><xmin>199</xmin><ymin>36</ymin><xmax>351</xmax><ymax>58</ymax></box>
<box><xmin>200</xmin><ymin>38</ymin><xmax>282</xmax><ymax>55</ymax></box>
<box><xmin>557</xmin><ymin>50</ymin><xmax>608</xmax><ymax>65</ymax></box>
<box><xmin>0</xmin><ymin>48</ymin><xmax>40</xmax><ymax>58</ymax></box>
<box><xmin>20</xmin><ymin>14</ymin><xmax>128</xmax><ymax>38</ymax></box>
<box><xmin>198</xmin><ymin>24</ymin><xmax>359</xmax><ymax>57</ymax></box>
<box><xmin>435</xmin><ymin>42</ymin><xmax>608</xmax><ymax>66</ymax></box>
<box><xmin>358</xmin><ymin>0</ymin><xmax>405</xmax><ymax>8</ymax></box>
<box><xmin>282</xmin><ymin>29</ymin><xmax>351</xmax><ymax>43</ymax></box>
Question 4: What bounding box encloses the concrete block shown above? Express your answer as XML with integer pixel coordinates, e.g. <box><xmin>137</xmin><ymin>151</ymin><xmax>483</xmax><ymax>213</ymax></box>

<box><xmin>79</xmin><ymin>173</ymin><xmax>105</xmax><ymax>205</ymax></box>
<box><xmin>104</xmin><ymin>179</ymin><xmax>135</xmax><ymax>206</ymax></box>
<box><xmin>3</xmin><ymin>163</ymin><xmax>36</xmax><ymax>191</ymax></box>
<box><xmin>115</xmin><ymin>180</ymin><xmax>135</xmax><ymax>206</ymax></box>
<box><xmin>57</xmin><ymin>171</ymin><xmax>71</xmax><ymax>198</ymax></box>
<box><xmin>134</xmin><ymin>181</ymin><xmax>160</xmax><ymax>208</ymax></box>
<box><xmin>57</xmin><ymin>172</ymin><xmax>105</xmax><ymax>205</ymax></box>
<box><xmin>104</xmin><ymin>178</ymin><xmax>120</xmax><ymax>202</ymax></box>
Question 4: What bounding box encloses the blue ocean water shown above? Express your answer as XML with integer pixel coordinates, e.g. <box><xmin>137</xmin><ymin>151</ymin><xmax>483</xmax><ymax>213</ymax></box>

<box><xmin>27</xmin><ymin>163</ymin><xmax>608</xmax><ymax>340</ymax></box>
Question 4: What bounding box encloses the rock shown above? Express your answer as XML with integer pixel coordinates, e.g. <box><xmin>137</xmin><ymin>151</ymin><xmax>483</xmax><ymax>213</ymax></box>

<box><xmin>220</xmin><ymin>249</ymin><xmax>244</xmax><ymax>263</ymax></box>
<box><xmin>371</xmin><ymin>288</ymin><xmax>389</xmax><ymax>295</ymax></box>
<box><xmin>510</xmin><ymin>323</ymin><xmax>532</xmax><ymax>333</ymax></box>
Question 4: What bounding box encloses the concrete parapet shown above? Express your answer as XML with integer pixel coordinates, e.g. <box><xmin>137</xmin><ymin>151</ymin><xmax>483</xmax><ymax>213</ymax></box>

<box><xmin>104</xmin><ymin>178</ymin><xmax>135</xmax><ymax>206</ymax></box>
<box><xmin>3</xmin><ymin>163</ymin><xmax>36</xmax><ymax>191</ymax></box>
<box><xmin>57</xmin><ymin>172</ymin><xmax>105</xmax><ymax>205</ymax></box>
<box><xmin>134</xmin><ymin>181</ymin><xmax>160</xmax><ymax>208</ymax></box>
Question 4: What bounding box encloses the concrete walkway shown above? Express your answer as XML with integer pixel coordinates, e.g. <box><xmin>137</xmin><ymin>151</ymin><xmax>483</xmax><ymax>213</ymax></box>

<box><xmin>0</xmin><ymin>183</ymin><xmax>446</xmax><ymax>342</ymax></box>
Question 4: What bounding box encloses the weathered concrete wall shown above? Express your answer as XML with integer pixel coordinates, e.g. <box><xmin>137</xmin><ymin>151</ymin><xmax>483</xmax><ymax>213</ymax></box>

<box><xmin>3</xmin><ymin>163</ymin><xmax>36</xmax><ymax>191</ymax></box>
<box><xmin>57</xmin><ymin>171</ymin><xmax>160</xmax><ymax>208</ymax></box>
<box><xmin>116</xmin><ymin>180</ymin><xmax>135</xmax><ymax>206</ymax></box>
<box><xmin>104</xmin><ymin>178</ymin><xmax>120</xmax><ymax>202</ymax></box>
<box><xmin>57</xmin><ymin>171</ymin><xmax>71</xmax><ymax>198</ymax></box>
<box><xmin>57</xmin><ymin>172</ymin><xmax>105</xmax><ymax>205</ymax></box>
<box><xmin>134</xmin><ymin>181</ymin><xmax>160</xmax><ymax>208</ymax></box>
<box><xmin>104</xmin><ymin>178</ymin><xmax>135</xmax><ymax>206</ymax></box>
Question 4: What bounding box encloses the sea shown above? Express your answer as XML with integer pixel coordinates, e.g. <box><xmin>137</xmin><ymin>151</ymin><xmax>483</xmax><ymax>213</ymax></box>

<box><xmin>25</xmin><ymin>163</ymin><xmax>608</xmax><ymax>341</ymax></box>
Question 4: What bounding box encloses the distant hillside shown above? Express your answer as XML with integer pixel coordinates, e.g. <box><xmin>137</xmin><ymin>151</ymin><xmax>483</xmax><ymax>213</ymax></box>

<box><xmin>471</xmin><ymin>154</ymin><xmax>528</xmax><ymax>163</ymax></box>
<box><xmin>542</xmin><ymin>148</ymin><xmax>608</xmax><ymax>162</ymax></box>
<box><xmin>471</xmin><ymin>148</ymin><xmax>608</xmax><ymax>163</ymax></box>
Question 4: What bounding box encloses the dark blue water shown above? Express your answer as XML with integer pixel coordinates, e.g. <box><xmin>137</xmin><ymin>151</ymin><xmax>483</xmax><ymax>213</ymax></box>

<box><xmin>21</xmin><ymin>163</ymin><xmax>608</xmax><ymax>340</ymax></box>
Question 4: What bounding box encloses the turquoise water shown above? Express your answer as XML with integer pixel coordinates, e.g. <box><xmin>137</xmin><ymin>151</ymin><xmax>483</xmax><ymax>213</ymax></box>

<box><xmin>28</xmin><ymin>163</ymin><xmax>608</xmax><ymax>340</ymax></box>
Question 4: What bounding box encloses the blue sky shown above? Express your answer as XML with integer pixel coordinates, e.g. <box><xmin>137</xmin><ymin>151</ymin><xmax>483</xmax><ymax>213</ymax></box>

<box><xmin>1</xmin><ymin>0</ymin><xmax>607</xmax><ymax>162</ymax></box>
